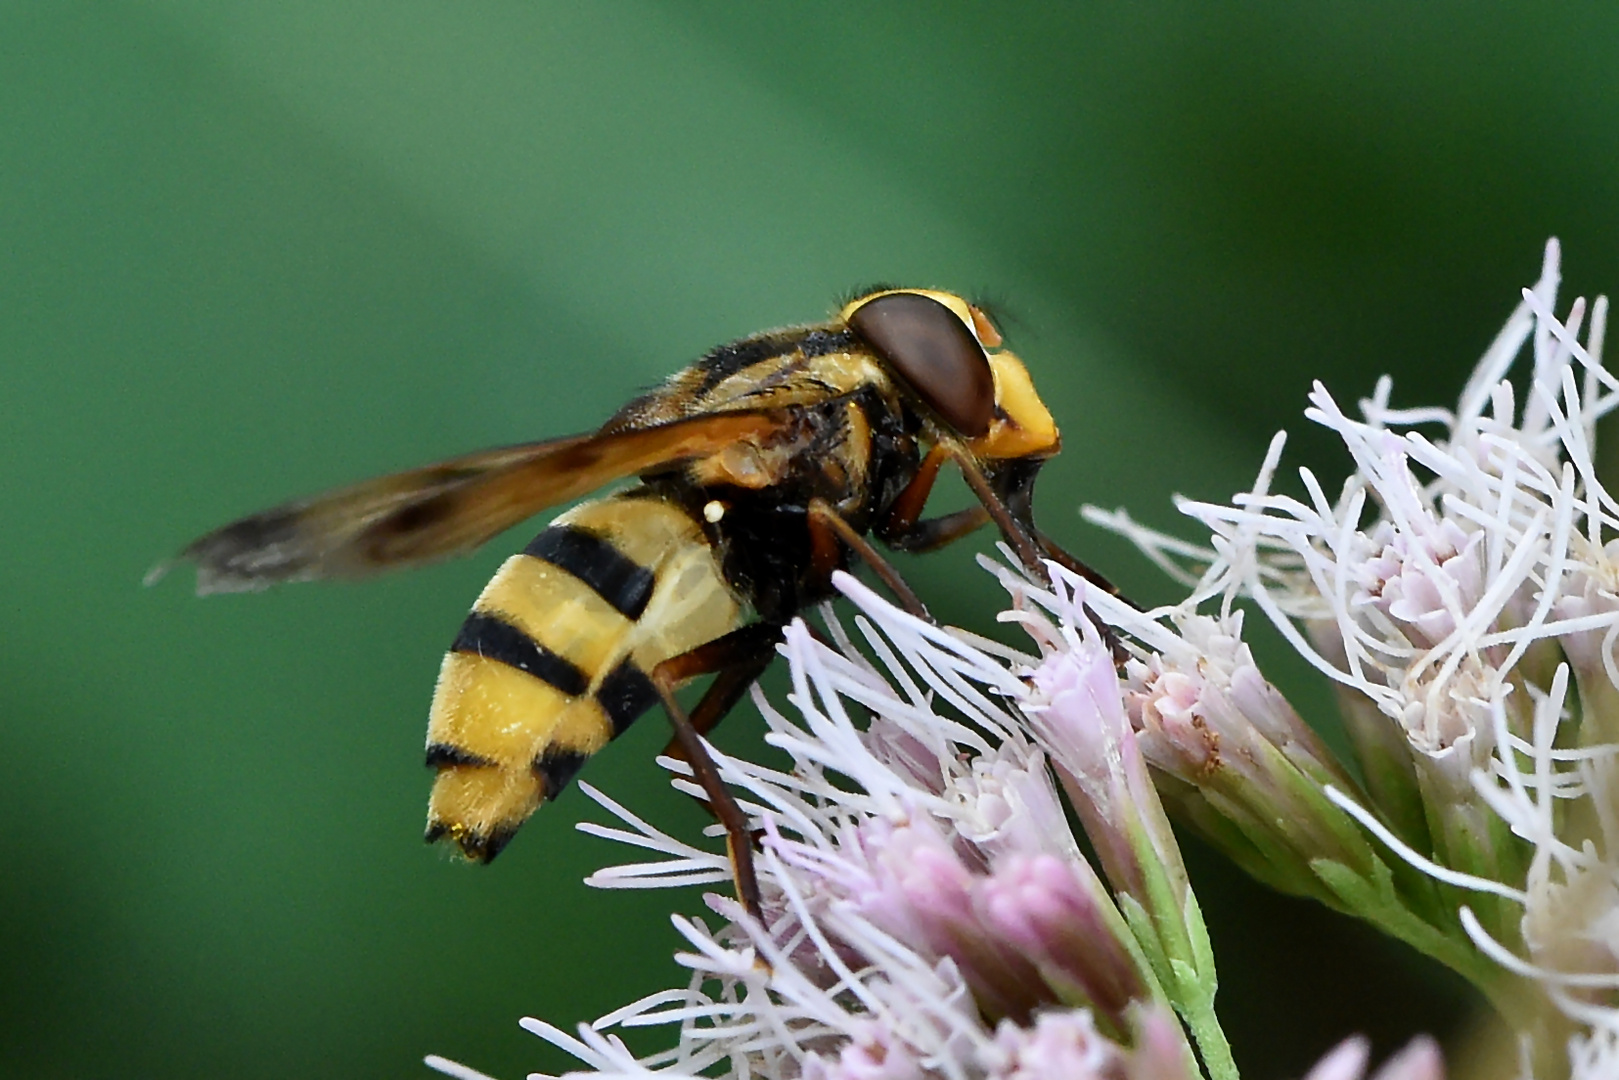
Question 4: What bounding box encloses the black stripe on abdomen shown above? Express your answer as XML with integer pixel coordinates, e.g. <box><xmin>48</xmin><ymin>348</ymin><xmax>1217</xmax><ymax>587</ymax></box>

<box><xmin>450</xmin><ymin>612</ymin><xmax>589</xmax><ymax>696</ymax></box>
<box><xmin>425</xmin><ymin>743</ymin><xmax>494</xmax><ymax>769</ymax></box>
<box><xmin>534</xmin><ymin>747</ymin><xmax>589</xmax><ymax>801</ymax></box>
<box><xmin>595</xmin><ymin>659</ymin><xmax>660</xmax><ymax>738</ymax></box>
<box><xmin>524</xmin><ymin>526</ymin><xmax>655</xmax><ymax>621</ymax></box>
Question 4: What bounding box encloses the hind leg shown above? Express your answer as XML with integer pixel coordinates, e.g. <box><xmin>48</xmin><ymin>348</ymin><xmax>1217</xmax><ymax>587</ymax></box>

<box><xmin>649</xmin><ymin>622</ymin><xmax>783</xmax><ymax>923</ymax></box>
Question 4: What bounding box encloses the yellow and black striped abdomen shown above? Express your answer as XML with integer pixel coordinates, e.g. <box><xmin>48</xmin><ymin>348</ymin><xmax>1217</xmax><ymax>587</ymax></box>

<box><xmin>424</xmin><ymin>493</ymin><xmax>744</xmax><ymax>861</ymax></box>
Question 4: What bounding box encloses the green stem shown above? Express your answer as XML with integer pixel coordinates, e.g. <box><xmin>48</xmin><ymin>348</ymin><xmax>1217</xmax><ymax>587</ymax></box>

<box><xmin>1309</xmin><ymin>857</ymin><xmax>1518</xmax><ymax>1011</ymax></box>
<box><xmin>1178</xmin><ymin>986</ymin><xmax>1239</xmax><ymax>1080</ymax></box>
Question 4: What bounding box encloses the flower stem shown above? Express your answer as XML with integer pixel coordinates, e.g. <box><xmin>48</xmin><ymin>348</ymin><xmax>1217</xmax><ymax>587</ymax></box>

<box><xmin>1179</xmin><ymin>991</ymin><xmax>1239</xmax><ymax>1080</ymax></box>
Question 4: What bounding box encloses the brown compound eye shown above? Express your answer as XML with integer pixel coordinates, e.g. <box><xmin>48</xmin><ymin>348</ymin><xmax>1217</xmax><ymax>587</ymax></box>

<box><xmin>847</xmin><ymin>292</ymin><xmax>995</xmax><ymax>437</ymax></box>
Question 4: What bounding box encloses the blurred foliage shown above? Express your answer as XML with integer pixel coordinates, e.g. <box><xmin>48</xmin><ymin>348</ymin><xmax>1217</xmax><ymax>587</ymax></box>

<box><xmin>4</xmin><ymin>3</ymin><xmax>1617</xmax><ymax>1077</ymax></box>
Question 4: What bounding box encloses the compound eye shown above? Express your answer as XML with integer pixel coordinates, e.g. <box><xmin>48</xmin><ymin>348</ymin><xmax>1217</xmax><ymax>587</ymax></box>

<box><xmin>848</xmin><ymin>292</ymin><xmax>995</xmax><ymax>437</ymax></box>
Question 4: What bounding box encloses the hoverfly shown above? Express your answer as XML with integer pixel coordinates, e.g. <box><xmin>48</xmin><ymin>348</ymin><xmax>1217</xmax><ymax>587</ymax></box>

<box><xmin>157</xmin><ymin>288</ymin><xmax>1109</xmax><ymax>918</ymax></box>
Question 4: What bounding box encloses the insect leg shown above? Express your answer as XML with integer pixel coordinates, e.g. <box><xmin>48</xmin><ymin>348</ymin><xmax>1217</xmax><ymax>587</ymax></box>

<box><xmin>808</xmin><ymin>498</ymin><xmax>929</xmax><ymax>619</ymax></box>
<box><xmin>681</xmin><ymin>634</ymin><xmax>780</xmax><ymax>739</ymax></box>
<box><xmin>949</xmin><ymin>447</ymin><xmax>1050</xmax><ymax>580</ymax></box>
<box><xmin>880</xmin><ymin>444</ymin><xmax>951</xmax><ymax>536</ymax></box>
<box><xmin>1034</xmin><ymin>528</ymin><xmax>1130</xmax><ymax>604</ymax></box>
<box><xmin>649</xmin><ymin>622</ymin><xmax>783</xmax><ymax>924</ymax></box>
<box><xmin>961</xmin><ymin>452</ymin><xmax>1134</xmax><ymax>605</ymax></box>
<box><xmin>875</xmin><ymin>443</ymin><xmax>993</xmax><ymax>554</ymax></box>
<box><xmin>881</xmin><ymin>507</ymin><xmax>991</xmax><ymax>554</ymax></box>
<box><xmin>949</xmin><ymin>449</ymin><xmax>1137</xmax><ymax>663</ymax></box>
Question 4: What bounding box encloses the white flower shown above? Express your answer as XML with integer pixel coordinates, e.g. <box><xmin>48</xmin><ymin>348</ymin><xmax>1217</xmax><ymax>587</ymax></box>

<box><xmin>1089</xmin><ymin>243</ymin><xmax>1617</xmax><ymax>758</ymax></box>
<box><xmin>1092</xmin><ymin>238</ymin><xmax>1619</xmax><ymax>1078</ymax></box>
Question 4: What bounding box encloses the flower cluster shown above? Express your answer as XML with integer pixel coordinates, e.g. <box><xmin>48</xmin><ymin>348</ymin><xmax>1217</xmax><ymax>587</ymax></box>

<box><xmin>1089</xmin><ymin>239</ymin><xmax>1619</xmax><ymax>1074</ymax></box>
<box><xmin>426</xmin><ymin>573</ymin><xmax>1196</xmax><ymax>1080</ymax></box>
<box><xmin>429</xmin><ymin>240</ymin><xmax>1619</xmax><ymax>1080</ymax></box>
<box><xmin>427</xmin><ymin>574</ymin><xmax>1434</xmax><ymax>1080</ymax></box>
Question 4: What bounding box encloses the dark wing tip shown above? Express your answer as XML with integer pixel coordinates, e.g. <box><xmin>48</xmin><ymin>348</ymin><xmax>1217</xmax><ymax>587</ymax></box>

<box><xmin>142</xmin><ymin>559</ymin><xmax>175</xmax><ymax>588</ymax></box>
<box><xmin>144</xmin><ymin>552</ymin><xmax>284</xmax><ymax>596</ymax></box>
<box><xmin>156</xmin><ymin>508</ymin><xmax>327</xmax><ymax>594</ymax></box>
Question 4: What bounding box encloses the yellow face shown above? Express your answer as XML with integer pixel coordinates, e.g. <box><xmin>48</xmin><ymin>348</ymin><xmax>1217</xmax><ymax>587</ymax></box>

<box><xmin>972</xmin><ymin>350</ymin><xmax>1060</xmax><ymax>462</ymax></box>
<box><xmin>839</xmin><ymin>288</ymin><xmax>1059</xmax><ymax>462</ymax></box>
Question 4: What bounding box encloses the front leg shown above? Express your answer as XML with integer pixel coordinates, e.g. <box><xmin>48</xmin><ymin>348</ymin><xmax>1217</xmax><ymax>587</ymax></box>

<box><xmin>950</xmin><ymin>446</ymin><xmax>1049</xmax><ymax>581</ymax></box>
<box><xmin>1035</xmin><ymin>528</ymin><xmax>1129</xmax><ymax>603</ymax></box>
<box><xmin>952</xmin><ymin>448</ymin><xmax>1138</xmax><ymax>664</ymax></box>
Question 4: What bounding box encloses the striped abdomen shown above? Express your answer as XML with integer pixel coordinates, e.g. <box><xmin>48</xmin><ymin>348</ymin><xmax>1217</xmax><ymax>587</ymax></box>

<box><xmin>424</xmin><ymin>493</ymin><xmax>743</xmax><ymax>861</ymax></box>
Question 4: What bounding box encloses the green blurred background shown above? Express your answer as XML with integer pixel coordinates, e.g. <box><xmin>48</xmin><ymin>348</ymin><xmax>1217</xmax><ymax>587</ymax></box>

<box><xmin>5</xmin><ymin>3</ymin><xmax>1616</xmax><ymax>1077</ymax></box>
